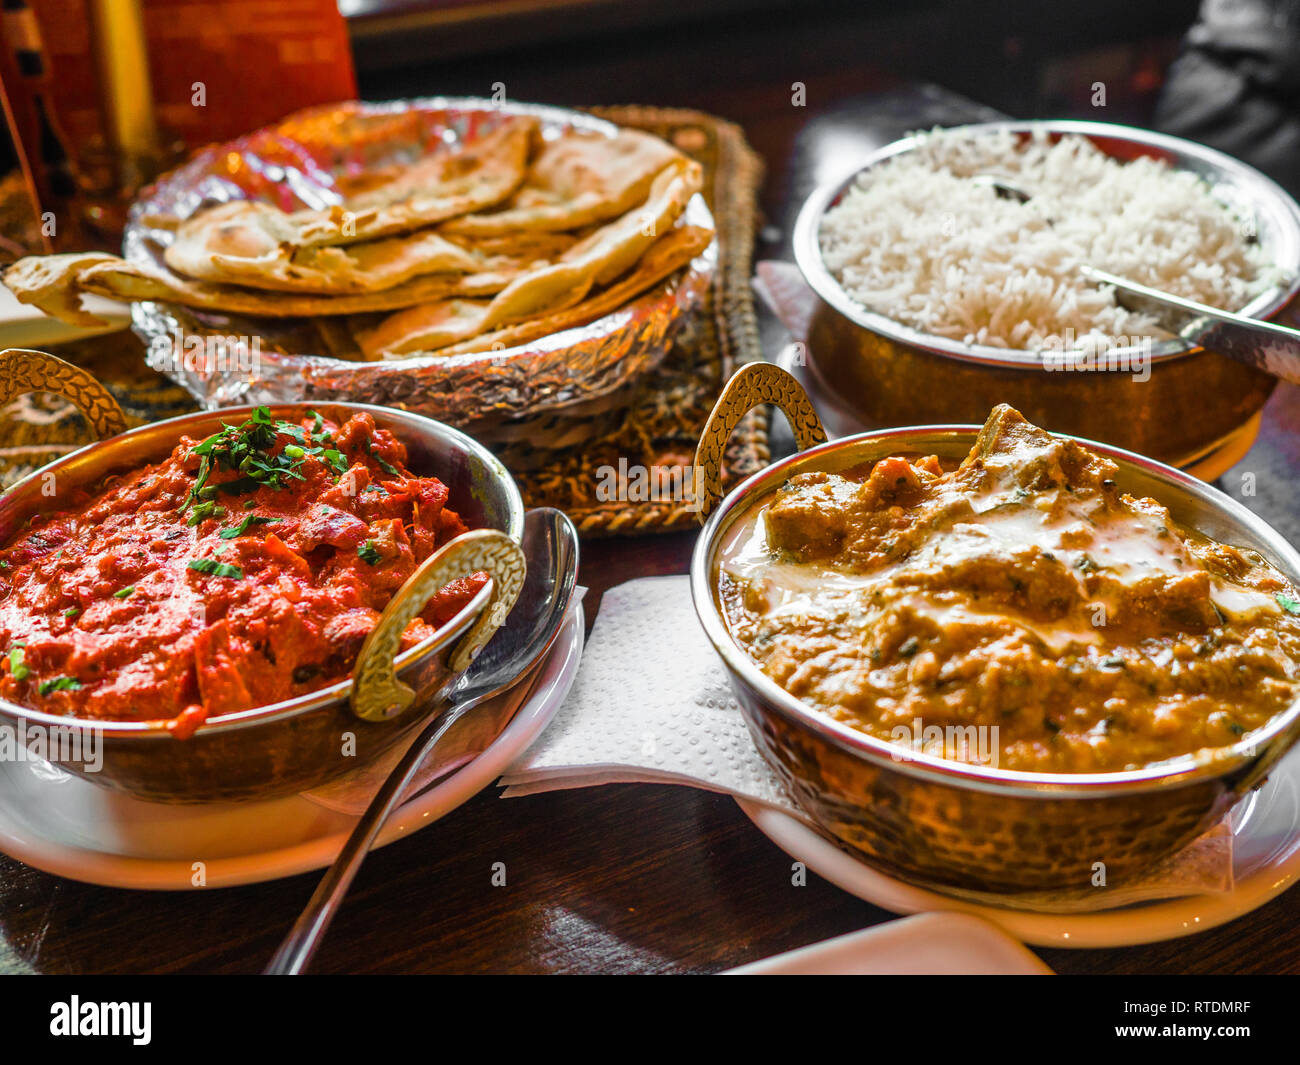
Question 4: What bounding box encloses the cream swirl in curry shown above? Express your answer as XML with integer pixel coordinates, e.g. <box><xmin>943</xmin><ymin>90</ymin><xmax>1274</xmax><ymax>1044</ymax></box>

<box><xmin>718</xmin><ymin>406</ymin><xmax>1300</xmax><ymax>774</ymax></box>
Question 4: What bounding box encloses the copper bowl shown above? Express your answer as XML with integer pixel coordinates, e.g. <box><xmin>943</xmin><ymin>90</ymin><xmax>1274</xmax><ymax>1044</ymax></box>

<box><xmin>0</xmin><ymin>350</ymin><xmax>526</xmax><ymax>803</ymax></box>
<box><xmin>690</xmin><ymin>364</ymin><xmax>1300</xmax><ymax>901</ymax></box>
<box><xmin>793</xmin><ymin>120</ymin><xmax>1300</xmax><ymax>467</ymax></box>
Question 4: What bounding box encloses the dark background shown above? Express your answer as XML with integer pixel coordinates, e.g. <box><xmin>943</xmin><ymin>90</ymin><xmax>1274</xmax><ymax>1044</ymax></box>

<box><xmin>348</xmin><ymin>0</ymin><xmax>1195</xmax><ymax>128</ymax></box>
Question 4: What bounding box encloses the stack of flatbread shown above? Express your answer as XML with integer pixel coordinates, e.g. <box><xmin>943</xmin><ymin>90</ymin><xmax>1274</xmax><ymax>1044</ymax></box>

<box><xmin>3</xmin><ymin>115</ymin><xmax>713</xmax><ymax>360</ymax></box>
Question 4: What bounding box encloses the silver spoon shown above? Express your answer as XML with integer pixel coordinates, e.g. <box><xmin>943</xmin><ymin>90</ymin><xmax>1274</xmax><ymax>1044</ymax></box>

<box><xmin>264</xmin><ymin>506</ymin><xmax>579</xmax><ymax>975</ymax></box>
<box><xmin>1079</xmin><ymin>265</ymin><xmax>1300</xmax><ymax>386</ymax></box>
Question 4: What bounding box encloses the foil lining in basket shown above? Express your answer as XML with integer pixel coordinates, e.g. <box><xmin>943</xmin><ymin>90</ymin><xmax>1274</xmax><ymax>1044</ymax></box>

<box><xmin>125</xmin><ymin>98</ymin><xmax>716</xmax><ymax>422</ymax></box>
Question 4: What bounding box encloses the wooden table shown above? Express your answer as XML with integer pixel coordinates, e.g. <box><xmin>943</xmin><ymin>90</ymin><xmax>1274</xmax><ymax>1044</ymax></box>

<box><xmin>2</xmin><ymin>27</ymin><xmax>1298</xmax><ymax>974</ymax></box>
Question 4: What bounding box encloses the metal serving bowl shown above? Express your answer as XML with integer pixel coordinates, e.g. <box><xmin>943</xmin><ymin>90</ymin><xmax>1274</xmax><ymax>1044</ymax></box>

<box><xmin>793</xmin><ymin>120</ymin><xmax>1300</xmax><ymax>467</ymax></box>
<box><xmin>691</xmin><ymin>364</ymin><xmax>1300</xmax><ymax>901</ymax></box>
<box><xmin>0</xmin><ymin>350</ymin><xmax>525</xmax><ymax>803</ymax></box>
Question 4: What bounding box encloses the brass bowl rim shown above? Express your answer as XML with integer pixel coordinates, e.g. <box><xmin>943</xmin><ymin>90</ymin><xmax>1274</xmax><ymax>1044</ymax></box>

<box><xmin>690</xmin><ymin>422</ymin><xmax>1300</xmax><ymax>797</ymax></box>
<box><xmin>793</xmin><ymin>118</ymin><xmax>1300</xmax><ymax>370</ymax></box>
<box><xmin>0</xmin><ymin>401</ymin><xmax>525</xmax><ymax>739</ymax></box>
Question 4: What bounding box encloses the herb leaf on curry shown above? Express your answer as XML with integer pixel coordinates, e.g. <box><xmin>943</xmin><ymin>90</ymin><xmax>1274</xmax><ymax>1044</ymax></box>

<box><xmin>219</xmin><ymin>514</ymin><xmax>282</xmax><ymax>540</ymax></box>
<box><xmin>7</xmin><ymin>647</ymin><xmax>29</xmax><ymax>681</ymax></box>
<box><xmin>187</xmin><ymin>558</ymin><xmax>244</xmax><ymax>580</ymax></box>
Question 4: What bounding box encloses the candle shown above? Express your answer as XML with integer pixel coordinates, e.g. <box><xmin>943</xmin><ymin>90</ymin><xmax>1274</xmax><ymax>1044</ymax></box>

<box><xmin>89</xmin><ymin>0</ymin><xmax>158</xmax><ymax>182</ymax></box>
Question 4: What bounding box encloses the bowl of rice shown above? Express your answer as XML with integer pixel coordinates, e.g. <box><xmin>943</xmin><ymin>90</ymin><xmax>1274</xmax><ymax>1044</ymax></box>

<box><xmin>793</xmin><ymin>120</ymin><xmax>1300</xmax><ymax>468</ymax></box>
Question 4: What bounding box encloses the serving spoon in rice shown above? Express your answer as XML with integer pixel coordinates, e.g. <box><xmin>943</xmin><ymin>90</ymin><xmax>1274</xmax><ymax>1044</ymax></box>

<box><xmin>1080</xmin><ymin>265</ymin><xmax>1300</xmax><ymax>386</ymax></box>
<box><xmin>974</xmin><ymin>172</ymin><xmax>1300</xmax><ymax>385</ymax></box>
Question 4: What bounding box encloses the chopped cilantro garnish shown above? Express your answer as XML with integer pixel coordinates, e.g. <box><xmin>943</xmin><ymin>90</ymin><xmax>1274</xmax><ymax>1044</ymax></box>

<box><xmin>64</xmin><ymin>607</ymin><xmax>79</xmax><ymax>619</ymax></box>
<box><xmin>38</xmin><ymin>676</ymin><xmax>81</xmax><ymax>695</ymax></box>
<box><xmin>219</xmin><ymin>514</ymin><xmax>281</xmax><ymax>540</ymax></box>
<box><xmin>185</xmin><ymin>500</ymin><xmax>228</xmax><ymax>526</ymax></box>
<box><xmin>357</xmin><ymin>541</ymin><xmax>382</xmax><ymax>566</ymax></box>
<box><xmin>363</xmin><ymin>438</ymin><xmax>401</xmax><ymax>477</ymax></box>
<box><xmin>187</xmin><ymin>558</ymin><xmax>244</xmax><ymax>579</ymax></box>
<box><xmin>113</xmin><ymin>586</ymin><xmax>135</xmax><ymax>599</ymax></box>
<box><xmin>181</xmin><ymin>407</ymin><xmax>343</xmax><ymax>515</ymax></box>
<box><xmin>1277</xmin><ymin>593</ymin><xmax>1300</xmax><ymax>616</ymax></box>
<box><xmin>7</xmin><ymin>647</ymin><xmax>29</xmax><ymax>681</ymax></box>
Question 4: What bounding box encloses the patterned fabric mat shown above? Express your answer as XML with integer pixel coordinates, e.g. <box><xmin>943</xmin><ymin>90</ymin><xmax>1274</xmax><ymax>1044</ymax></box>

<box><xmin>0</xmin><ymin>105</ymin><xmax>769</xmax><ymax>537</ymax></box>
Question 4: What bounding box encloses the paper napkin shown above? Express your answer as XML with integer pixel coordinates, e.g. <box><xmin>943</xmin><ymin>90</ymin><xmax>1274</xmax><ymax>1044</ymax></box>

<box><xmin>500</xmin><ymin>574</ymin><xmax>799</xmax><ymax>815</ymax></box>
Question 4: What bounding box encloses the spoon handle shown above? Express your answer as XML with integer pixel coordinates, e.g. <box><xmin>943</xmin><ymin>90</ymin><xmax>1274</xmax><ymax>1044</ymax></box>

<box><xmin>1082</xmin><ymin>265</ymin><xmax>1300</xmax><ymax>386</ymax></box>
<box><xmin>263</xmin><ymin>697</ymin><xmax>478</xmax><ymax>976</ymax></box>
<box><xmin>264</xmin><ymin>507</ymin><xmax>577</xmax><ymax>975</ymax></box>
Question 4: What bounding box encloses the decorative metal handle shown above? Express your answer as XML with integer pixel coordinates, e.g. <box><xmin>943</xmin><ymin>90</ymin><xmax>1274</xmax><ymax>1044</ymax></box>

<box><xmin>349</xmin><ymin>528</ymin><xmax>526</xmax><ymax>722</ymax></box>
<box><xmin>0</xmin><ymin>347</ymin><xmax>128</xmax><ymax>440</ymax></box>
<box><xmin>693</xmin><ymin>361</ymin><xmax>827</xmax><ymax>520</ymax></box>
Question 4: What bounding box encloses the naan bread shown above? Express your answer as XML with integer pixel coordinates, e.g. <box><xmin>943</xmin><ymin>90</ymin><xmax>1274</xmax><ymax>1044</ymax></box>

<box><xmin>0</xmin><ymin>252</ymin><xmax>121</xmax><ymax>326</ymax></box>
<box><xmin>2</xmin><ymin>251</ymin><xmax>515</xmax><ymax>321</ymax></box>
<box><xmin>440</xmin><ymin>128</ymin><xmax>683</xmax><ymax>237</ymax></box>
<box><xmin>358</xmin><ymin>298</ymin><xmax>492</xmax><ymax>357</ymax></box>
<box><xmin>292</xmin><ymin>115</ymin><xmax>536</xmax><ymax>245</ymax></box>
<box><xmin>476</xmin><ymin>157</ymin><xmax>702</xmax><ymax>330</ymax></box>
<box><xmin>357</xmin><ymin>223</ymin><xmax>713</xmax><ymax>359</ymax></box>
<box><xmin>1</xmin><ymin>118</ymin><xmax>713</xmax><ymax>346</ymax></box>
<box><xmin>447</xmin><ymin>228</ymin><xmax>583</xmax><ymax>263</ymax></box>
<box><xmin>166</xmin><ymin>202</ymin><xmax>483</xmax><ymax>294</ymax></box>
<box><xmin>159</xmin><ymin>114</ymin><xmax>535</xmax><ymax>280</ymax></box>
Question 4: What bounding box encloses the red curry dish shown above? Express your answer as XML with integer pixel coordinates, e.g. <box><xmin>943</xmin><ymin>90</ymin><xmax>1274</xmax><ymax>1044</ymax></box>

<box><xmin>718</xmin><ymin>405</ymin><xmax>1300</xmax><ymax>774</ymax></box>
<box><xmin>0</xmin><ymin>408</ymin><xmax>486</xmax><ymax>735</ymax></box>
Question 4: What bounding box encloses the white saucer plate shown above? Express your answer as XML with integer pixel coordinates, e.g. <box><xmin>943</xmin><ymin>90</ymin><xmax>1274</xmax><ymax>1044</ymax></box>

<box><xmin>739</xmin><ymin>742</ymin><xmax>1300</xmax><ymax>949</ymax></box>
<box><xmin>725</xmin><ymin>912</ymin><xmax>1053</xmax><ymax>974</ymax></box>
<box><xmin>0</xmin><ymin>604</ymin><xmax>583</xmax><ymax>890</ymax></box>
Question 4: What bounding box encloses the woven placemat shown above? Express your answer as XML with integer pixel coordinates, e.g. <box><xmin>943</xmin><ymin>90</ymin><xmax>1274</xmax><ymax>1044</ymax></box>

<box><xmin>0</xmin><ymin>105</ymin><xmax>769</xmax><ymax>537</ymax></box>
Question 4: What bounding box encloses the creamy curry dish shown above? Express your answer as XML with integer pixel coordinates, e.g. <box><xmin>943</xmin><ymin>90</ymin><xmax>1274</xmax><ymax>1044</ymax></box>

<box><xmin>718</xmin><ymin>406</ymin><xmax>1300</xmax><ymax>774</ymax></box>
<box><xmin>0</xmin><ymin>409</ymin><xmax>484</xmax><ymax>736</ymax></box>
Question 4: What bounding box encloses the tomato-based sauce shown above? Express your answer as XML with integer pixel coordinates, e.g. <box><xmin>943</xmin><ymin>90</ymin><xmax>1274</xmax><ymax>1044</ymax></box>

<box><xmin>719</xmin><ymin>405</ymin><xmax>1300</xmax><ymax>774</ymax></box>
<box><xmin>0</xmin><ymin>409</ymin><xmax>486</xmax><ymax>732</ymax></box>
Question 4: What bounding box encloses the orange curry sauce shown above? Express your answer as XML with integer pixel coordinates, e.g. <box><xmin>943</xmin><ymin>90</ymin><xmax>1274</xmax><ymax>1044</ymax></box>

<box><xmin>0</xmin><ymin>410</ymin><xmax>485</xmax><ymax>736</ymax></box>
<box><xmin>719</xmin><ymin>406</ymin><xmax>1300</xmax><ymax>773</ymax></box>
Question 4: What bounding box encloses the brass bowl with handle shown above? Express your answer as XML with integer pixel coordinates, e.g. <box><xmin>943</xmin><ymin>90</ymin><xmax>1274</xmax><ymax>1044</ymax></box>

<box><xmin>690</xmin><ymin>362</ymin><xmax>1300</xmax><ymax>901</ymax></box>
<box><xmin>793</xmin><ymin>120</ymin><xmax>1300</xmax><ymax>468</ymax></box>
<box><xmin>0</xmin><ymin>349</ymin><xmax>526</xmax><ymax>803</ymax></box>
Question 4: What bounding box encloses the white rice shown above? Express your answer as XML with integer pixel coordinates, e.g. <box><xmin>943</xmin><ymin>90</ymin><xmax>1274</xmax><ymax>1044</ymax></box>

<box><xmin>818</xmin><ymin>128</ymin><xmax>1269</xmax><ymax>350</ymax></box>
